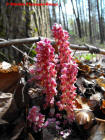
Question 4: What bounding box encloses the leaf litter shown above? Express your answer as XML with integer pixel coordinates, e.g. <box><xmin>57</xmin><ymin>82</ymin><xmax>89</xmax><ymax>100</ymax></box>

<box><xmin>0</xmin><ymin>53</ymin><xmax>105</xmax><ymax>140</ymax></box>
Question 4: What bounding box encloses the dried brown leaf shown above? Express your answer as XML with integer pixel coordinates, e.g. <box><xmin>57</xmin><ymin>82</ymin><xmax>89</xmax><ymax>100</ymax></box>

<box><xmin>10</xmin><ymin>120</ymin><xmax>25</xmax><ymax>140</ymax></box>
<box><xmin>75</xmin><ymin>95</ymin><xmax>90</xmax><ymax>110</ymax></box>
<box><xmin>75</xmin><ymin>99</ymin><xmax>82</xmax><ymax>109</ymax></box>
<box><xmin>0</xmin><ymin>71</ymin><xmax>20</xmax><ymax>92</ymax></box>
<box><xmin>88</xmin><ymin>123</ymin><xmax>105</xmax><ymax>140</ymax></box>
<box><xmin>75</xmin><ymin>59</ymin><xmax>91</xmax><ymax>73</ymax></box>
<box><xmin>87</xmin><ymin>100</ymin><xmax>99</xmax><ymax>111</ymax></box>
<box><xmin>28</xmin><ymin>133</ymin><xmax>35</xmax><ymax>140</ymax></box>
<box><xmin>100</xmin><ymin>100</ymin><xmax>105</xmax><ymax>114</ymax></box>
<box><xmin>0</xmin><ymin>92</ymin><xmax>12</xmax><ymax>119</ymax></box>
<box><xmin>96</xmin><ymin>77</ymin><xmax>105</xmax><ymax>90</ymax></box>
<box><xmin>76</xmin><ymin>78</ymin><xmax>86</xmax><ymax>94</ymax></box>
<box><xmin>75</xmin><ymin>110</ymin><xmax>94</xmax><ymax>129</ymax></box>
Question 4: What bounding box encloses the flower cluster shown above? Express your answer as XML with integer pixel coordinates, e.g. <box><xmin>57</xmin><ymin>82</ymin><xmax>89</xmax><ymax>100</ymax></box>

<box><xmin>52</xmin><ymin>23</ymin><xmax>78</xmax><ymax>121</ymax></box>
<box><xmin>35</xmin><ymin>39</ymin><xmax>57</xmax><ymax>107</ymax></box>
<box><xmin>29</xmin><ymin>24</ymin><xmax>78</xmax><ymax>122</ymax></box>
<box><xmin>27</xmin><ymin>106</ymin><xmax>45</xmax><ymax>132</ymax></box>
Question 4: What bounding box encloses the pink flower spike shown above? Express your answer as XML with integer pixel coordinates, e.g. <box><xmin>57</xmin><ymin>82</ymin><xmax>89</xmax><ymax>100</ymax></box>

<box><xmin>52</xmin><ymin>23</ymin><xmax>78</xmax><ymax>122</ymax></box>
<box><xmin>27</xmin><ymin>106</ymin><xmax>45</xmax><ymax>132</ymax></box>
<box><xmin>29</xmin><ymin>38</ymin><xmax>57</xmax><ymax>107</ymax></box>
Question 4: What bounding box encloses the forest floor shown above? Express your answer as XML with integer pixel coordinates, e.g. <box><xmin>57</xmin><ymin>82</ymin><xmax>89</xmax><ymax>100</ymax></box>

<box><xmin>0</xmin><ymin>52</ymin><xmax>105</xmax><ymax>140</ymax></box>
<box><xmin>70</xmin><ymin>36</ymin><xmax>105</xmax><ymax>49</ymax></box>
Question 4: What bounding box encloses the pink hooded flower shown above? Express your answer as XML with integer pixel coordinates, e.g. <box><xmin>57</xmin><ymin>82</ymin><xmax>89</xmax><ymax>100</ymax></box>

<box><xmin>52</xmin><ymin>23</ymin><xmax>78</xmax><ymax>122</ymax></box>
<box><xmin>31</xmin><ymin>38</ymin><xmax>57</xmax><ymax>107</ymax></box>
<box><xmin>27</xmin><ymin>106</ymin><xmax>45</xmax><ymax>132</ymax></box>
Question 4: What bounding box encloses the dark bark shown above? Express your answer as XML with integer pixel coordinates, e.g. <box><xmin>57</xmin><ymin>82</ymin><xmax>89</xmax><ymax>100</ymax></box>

<box><xmin>71</xmin><ymin>0</ymin><xmax>82</xmax><ymax>38</ymax></box>
<box><xmin>60</xmin><ymin>3</ymin><xmax>66</xmax><ymax>29</ymax></box>
<box><xmin>59</xmin><ymin>0</ymin><xmax>61</xmax><ymax>24</ymax></box>
<box><xmin>88</xmin><ymin>0</ymin><xmax>93</xmax><ymax>43</ymax></box>
<box><xmin>63</xmin><ymin>1</ymin><xmax>69</xmax><ymax>30</ymax></box>
<box><xmin>52</xmin><ymin>0</ymin><xmax>57</xmax><ymax>23</ymax></box>
<box><xmin>96</xmin><ymin>0</ymin><xmax>104</xmax><ymax>43</ymax></box>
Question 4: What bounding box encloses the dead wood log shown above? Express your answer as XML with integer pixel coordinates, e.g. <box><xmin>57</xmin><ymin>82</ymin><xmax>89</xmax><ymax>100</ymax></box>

<box><xmin>0</xmin><ymin>37</ymin><xmax>105</xmax><ymax>55</ymax></box>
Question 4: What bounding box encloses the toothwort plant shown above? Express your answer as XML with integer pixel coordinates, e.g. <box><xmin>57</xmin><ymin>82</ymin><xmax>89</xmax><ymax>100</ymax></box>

<box><xmin>29</xmin><ymin>24</ymin><xmax>78</xmax><ymax>123</ymax></box>
<box><xmin>52</xmin><ymin>23</ymin><xmax>78</xmax><ymax>122</ymax></box>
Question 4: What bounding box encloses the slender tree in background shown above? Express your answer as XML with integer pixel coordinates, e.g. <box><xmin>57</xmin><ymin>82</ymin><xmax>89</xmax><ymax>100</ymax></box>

<box><xmin>63</xmin><ymin>0</ymin><xmax>69</xmax><ymax>30</ymax></box>
<box><xmin>71</xmin><ymin>0</ymin><xmax>82</xmax><ymax>38</ymax></box>
<box><xmin>78</xmin><ymin>0</ymin><xmax>85</xmax><ymax>36</ymax></box>
<box><xmin>82</xmin><ymin>0</ymin><xmax>87</xmax><ymax>36</ymax></box>
<box><xmin>96</xmin><ymin>0</ymin><xmax>104</xmax><ymax>43</ymax></box>
<box><xmin>60</xmin><ymin>2</ymin><xmax>66</xmax><ymax>29</ymax></box>
<box><xmin>88</xmin><ymin>0</ymin><xmax>93</xmax><ymax>43</ymax></box>
<box><xmin>58</xmin><ymin>0</ymin><xmax>61</xmax><ymax>24</ymax></box>
<box><xmin>52</xmin><ymin>0</ymin><xmax>57</xmax><ymax>23</ymax></box>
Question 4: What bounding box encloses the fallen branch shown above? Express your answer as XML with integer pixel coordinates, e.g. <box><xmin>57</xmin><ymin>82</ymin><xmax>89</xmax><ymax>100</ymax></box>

<box><xmin>95</xmin><ymin>117</ymin><xmax>105</xmax><ymax>123</ymax></box>
<box><xmin>0</xmin><ymin>37</ymin><xmax>41</xmax><ymax>48</ymax></box>
<box><xmin>0</xmin><ymin>37</ymin><xmax>105</xmax><ymax>55</ymax></box>
<box><xmin>0</xmin><ymin>38</ymin><xmax>35</xmax><ymax>61</ymax></box>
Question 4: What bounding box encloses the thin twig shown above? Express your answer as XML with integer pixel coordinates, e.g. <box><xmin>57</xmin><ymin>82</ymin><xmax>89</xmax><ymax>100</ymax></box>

<box><xmin>28</xmin><ymin>43</ymin><xmax>36</xmax><ymax>56</ymax></box>
<box><xmin>0</xmin><ymin>38</ymin><xmax>35</xmax><ymax>61</ymax></box>
<box><xmin>95</xmin><ymin>117</ymin><xmax>105</xmax><ymax>123</ymax></box>
<box><xmin>23</xmin><ymin>44</ymin><xmax>30</xmax><ymax>50</ymax></box>
<box><xmin>11</xmin><ymin>45</ymin><xmax>34</xmax><ymax>61</ymax></box>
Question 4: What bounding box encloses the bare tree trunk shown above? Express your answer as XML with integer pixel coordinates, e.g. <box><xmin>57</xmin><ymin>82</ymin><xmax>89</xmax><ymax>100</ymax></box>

<box><xmin>74</xmin><ymin>20</ymin><xmax>78</xmax><ymax>35</ymax></box>
<box><xmin>60</xmin><ymin>4</ymin><xmax>66</xmax><ymax>29</ymax></box>
<box><xmin>52</xmin><ymin>0</ymin><xmax>57</xmax><ymax>23</ymax></box>
<box><xmin>78</xmin><ymin>0</ymin><xmax>84</xmax><ymax>36</ymax></box>
<box><xmin>88</xmin><ymin>0</ymin><xmax>93</xmax><ymax>43</ymax></box>
<box><xmin>71</xmin><ymin>0</ymin><xmax>82</xmax><ymax>38</ymax></box>
<box><xmin>59</xmin><ymin>0</ymin><xmax>61</xmax><ymax>24</ymax></box>
<box><xmin>96</xmin><ymin>0</ymin><xmax>104</xmax><ymax>43</ymax></box>
<box><xmin>48</xmin><ymin>7</ymin><xmax>52</xmax><ymax>29</ymax></box>
<box><xmin>63</xmin><ymin>1</ymin><xmax>69</xmax><ymax>30</ymax></box>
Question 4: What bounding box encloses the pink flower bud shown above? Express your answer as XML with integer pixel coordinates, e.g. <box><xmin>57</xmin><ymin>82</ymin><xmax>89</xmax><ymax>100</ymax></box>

<box><xmin>27</xmin><ymin>106</ymin><xmax>45</xmax><ymax>132</ymax></box>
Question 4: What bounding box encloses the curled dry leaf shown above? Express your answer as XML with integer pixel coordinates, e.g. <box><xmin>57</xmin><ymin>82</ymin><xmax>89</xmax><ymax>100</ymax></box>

<box><xmin>87</xmin><ymin>100</ymin><xmax>99</xmax><ymax>111</ymax></box>
<box><xmin>0</xmin><ymin>92</ymin><xmax>19</xmax><ymax>122</ymax></box>
<box><xmin>10</xmin><ymin>120</ymin><xmax>25</xmax><ymax>140</ymax></box>
<box><xmin>75</xmin><ymin>110</ymin><xmax>94</xmax><ymax>129</ymax></box>
<box><xmin>88</xmin><ymin>123</ymin><xmax>105</xmax><ymax>140</ymax></box>
<box><xmin>88</xmin><ymin>70</ymin><xmax>102</xmax><ymax>79</ymax></box>
<box><xmin>100</xmin><ymin>100</ymin><xmax>105</xmax><ymax>114</ymax></box>
<box><xmin>28</xmin><ymin>88</ymin><xmax>42</xmax><ymax>99</ymax></box>
<box><xmin>28</xmin><ymin>133</ymin><xmax>35</xmax><ymax>140</ymax></box>
<box><xmin>96</xmin><ymin>77</ymin><xmax>105</xmax><ymax>91</ymax></box>
<box><xmin>75</xmin><ymin>59</ymin><xmax>91</xmax><ymax>73</ymax></box>
<box><xmin>0</xmin><ymin>119</ymin><xmax>8</xmax><ymax>124</ymax></box>
<box><xmin>28</xmin><ymin>88</ymin><xmax>44</xmax><ymax>107</ymax></box>
<box><xmin>75</xmin><ymin>99</ymin><xmax>82</xmax><ymax>109</ymax></box>
<box><xmin>14</xmin><ymin>84</ymin><xmax>24</xmax><ymax>109</ymax></box>
<box><xmin>76</xmin><ymin>78</ymin><xmax>86</xmax><ymax>94</ymax></box>
<box><xmin>90</xmin><ymin>92</ymin><xmax>102</xmax><ymax>101</ymax></box>
<box><xmin>75</xmin><ymin>95</ymin><xmax>90</xmax><ymax>110</ymax></box>
<box><xmin>0</xmin><ymin>92</ymin><xmax>12</xmax><ymax>119</ymax></box>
